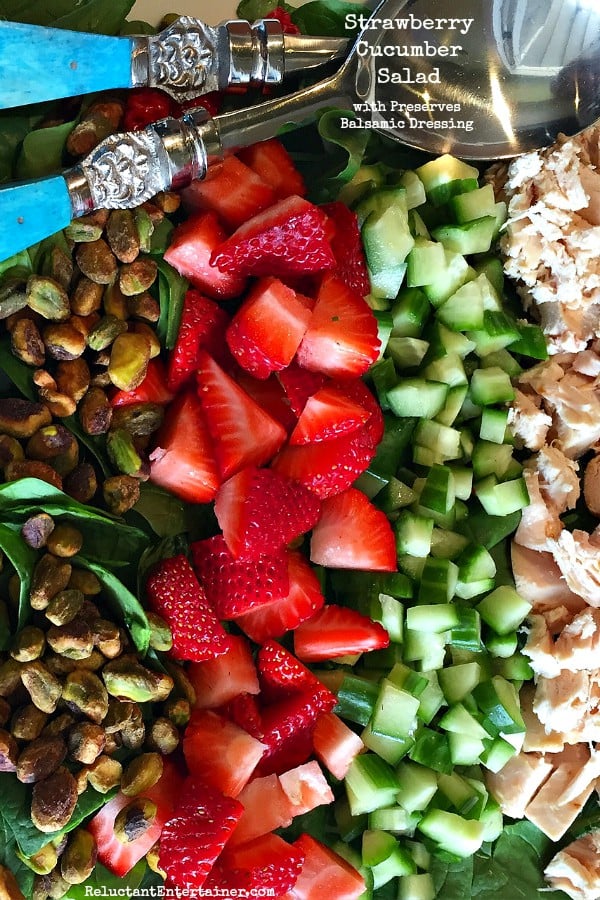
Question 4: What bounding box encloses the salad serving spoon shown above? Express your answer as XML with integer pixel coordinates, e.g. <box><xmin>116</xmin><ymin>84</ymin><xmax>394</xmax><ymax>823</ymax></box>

<box><xmin>1</xmin><ymin>0</ymin><xmax>599</xmax><ymax>262</ymax></box>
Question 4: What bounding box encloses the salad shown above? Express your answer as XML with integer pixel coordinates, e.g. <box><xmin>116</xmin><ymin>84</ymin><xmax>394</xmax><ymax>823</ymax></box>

<box><xmin>0</xmin><ymin>0</ymin><xmax>598</xmax><ymax>897</ymax></box>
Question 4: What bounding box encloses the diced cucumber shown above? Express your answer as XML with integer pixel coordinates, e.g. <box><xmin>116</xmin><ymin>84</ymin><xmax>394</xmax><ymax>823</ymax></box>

<box><xmin>439</xmin><ymin>702</ymin><xmax>489</xmax><ymax>739</ymax></box>
<box><xmin>450</xmin><ymin>184</ymin><xmax>496</xmax><ymax>224</ymax></box>
<box><xmin>399</xmin><ymin>170</ymin><xmax>427</xmax><ymax>209</ymax></box>
<box><xmin>336</xmin><ymin>675</ymin><xmax>380</xmax><ymax>726</ymax></box>
<box><xmin>387</xmin><ymin>379</ymin><xmax>448</xmax><ymax>418</ymax></box>
<box><xmin>409</xmin><ymin>728</ymin><xmax>453</xmax><ymax>773</ymax></box>
<box><xmin>398</xmin><ymin>554</ymin><xmax>427</xmax><ymax>582</ymax></box>
<box><xmin>469</xmin><ymin>310</ymin><xmax>520</xmax><ymax>357</ymax></box>
<box><xmin>448</xmin><ymin>466</ymin><xmax>473</xmax><ymax>501</ymax></box>
<box><xmin>472</xmin><ymin>675</ymin><xmax>525</xmax><ymax>735</ymax></box>
<box><xmin>476</xmin><ymin>585</ymin><xmax>531</xmax><ymax>634</ymax></box>
<box><xmin>422</xmin><ymin>353</ymin><xmax>468</xmax><ymax>387</ymax></box>
<box><xmin>345</xmin><ymin>753</ymin><xmax>401</xmax><ymax>815</ymax></box>
<box><xmin>455</xmin><ymin>578</ymin><xmax>496</xmax><ymax>601</ymax></box>
<box><xmin>398</xmin><ymin>872</ymin><xmax>436</xmax><ymax>900</ymax></box>
<box><xmin>423</xmin><ymin>249</ymin><xmax>471</xmax><ymax>307</ymax></box>
<box><xmin>415</xmin><ymin>422</ymin><xmax>461</xmax><ymax>462</ymax></box>
<box><xmin>392</xmin><ymin>287</ymin><xmax>431</xmax><ymax>337</ymax></box>
<box><xmin>496</xmin><ymin>652</ymin><xmax>533</xmax><ymax>682</ymax></box>
<box><xmin>417</xmin><ymin>670</ymin><xmax>446</xmax><ymax>724</ymax></box>
<box><xmin>510</xmin><ymin>320</ymin><xmax>549</xmax><ymax>360</ymax></box>
<box><xmin>437</xmin><ymin>280</ymin><xmax>485</xmax><ymax>331</ymax></box>
<box><xmin>475</xmin><ymin>475</ymin><xmax>529</xmax><ymax>516</ymax></box>
<box><xmin>479</xmin><ymin>407</ymin><xmax>509</xmax><ymax>443</ymax></box>
<box><xmin>387</xmin><ymin>336</ymin><xmax>429</xmax><ymax>369</ymax></box>
<box><xmin>480</xmin><ymin>797</ymin><xmax>504</xmax><ymax>841</ymax></box>
<box><xmin>371</xmin><ymin>682</ymin><xmax>420</xmax><ymax>740</ymax></box>
<box><xmin>449</xmin><ymin>606</ymin><xmax>482</xmax><ymax>652</ymax></box>
<box><xmin>376</xmin><ymin>478</ymin><xmax>418</xmax><ymax>514</ymax></box>
<box><xmin>457</xmin><ymin>544</ymin><xmax>496</xmax><ymax>582</ymax></box>
<box><xmin>480</xmin><ymin>348</ymin><xmax>522</xmax><ymax>377</ymax></box>
<box><xmin>356</xmin><ymin>185</ymin><xmax>408</xmax><ymax>228</ymax></box>
<box><xmin>472</xmin><ymin>256</ymin><xmax>504</xmax><ymax>295</ymax></box>
<box><xmin>403</xmin><ymin>629</ymin><xmax>447</xmax><ymax>671</ymax></box>
<box><xmin>438</xmin><ymin>661</ymin><xmax>482</xmax><ymax>704</ymax></box>
<box><xmin>492</xmin><ymin>200</ymin><xmax>508</xmax><ymax>236</ymax></box>
<box><xmin>406</xmin><ymin>604</ymin><xmax>459</xmax><ymax>634</ymax></box>
<box><xmin>417</xmin><ymin>809</ymin><xmax>485</xmax><ymax>857</ymax></box>
<box><xmin>374</xmin><ymin>310</ymin><xmax>393</xmax><ymax>357</ymax></box>
<box><xmin>435</xmin><ymin>384</ymin><xmax>469</xmax><ymax>426</ymax></box>
<box><xmin>486</xmin><ymin>631</ymin><xmax>518</xmax><ymax>658</ymax></box>
<box><xmin>395</xmin><ymin>511</ymin><xmax>434</xmax><ymax>558</ymax></box>
<box><xmin>363</xmin><ymin>205</ymin><xmax>414</xmax><ymax>271</ymax></box>
<box><xmin>363</xmin><ymin>831</ymin><xmax>416</xmax><ymax>888</ymax></box>
<box><xmin>338</xmin><ymin>164</ymin><xmax>385</xmax><ymax>206</ymax></box>
<box><xmin>430</xmin><ymin>528</ymin><xmax>469</xmax><ymax>560</ymax></box>
<box><xmin>373</xmin><ymin>594</ymin><xmax>405</xmax><ymax>644</ymax></box>
<box><xmin>432</xmin><ymin>216</ymin><xmax>497</xmax><ymax>255</ymax></box>
<box><xmin>448</xmin><ymin>732</ymin><xmax>486</xmax><ymax>766</ymax></box>
<box><xmin>437</xmin><ymin>771</ymin><xmax>480</xmax><ymax>815</ymax></box>
<box><xmin>370</xmin><ymin>357</ymin><xmax>397</xmax><ymax>410</ymax></box>
<box><xmin>406</xmin><ymin>841</ymin><xmax>431</xmax><ymax>871</ymax></box>
<box><xmin>407</xmin><ymin>239</ymin><xmax>446</xmax><ymax>287</ymax></box>
<box><xmin>479</xmin><ymin>735</ymin><xmax>517</xmax><ymax>772</ymax></box>
<box><xmin>396</xmin><ymin>760</ymin><xmax>439</xmax><ymax>812</ymax></box>
<box><xmin>334</xmin><ymin>797</ymin><xmax>369</xmax><ymax>842</ymax></box>
<box><xmin>416</xmin><ymin>155</ymin><xmax>479</xmax><ymax>204</ymax></box>
<box><xmin>369</xmin><ymin>806</ymin><xmax>420</xmax><ymax>835</ymax></box>
<box><xmin>472</xmin><ymin>440</ymin><xmax>513</xmax><ymax>479</ymax></box>
<box><xmin>469</xmin><ymin>366</ymin><xmax>515</xmax><ymax>405</ymax></box>
<box><xmin>361</xmin><ymin>722</ymin><xmax>414</xmax><ymax>766</ymax></box>
<box><xmin>409</xmin><ymin>209</ymin><xmax>430</xmax><ymax>238</ymax></box>
<box><xmin>417</xmin><ymin>557</ymin><xmax>459</xmax><ymax>604</ymax></box>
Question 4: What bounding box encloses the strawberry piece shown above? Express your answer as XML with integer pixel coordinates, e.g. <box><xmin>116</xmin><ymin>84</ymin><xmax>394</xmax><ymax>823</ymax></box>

<box><xmin>256</xmin><ymin>640</ymin><xmax>331</xmax><ymax>703</ymax></box>
<box><xmin>210</xmin><ymin>195</ymin><xmax>336</xmax><ymax>278</ymax></box>
<box><xmin>235</xmin><ymin>369</ymin><xmax>297</xmax><ymax>432</ymax></box>
<box><xmin>159</xmin><ymin>779</ymin><xmax>243</xmax><ymax>891</ymax></box>
<box><xmin>271</xmin><ymin>426</ymin><xmax>377</xmax><ymax>499</ymax></box>
<box><xmin>197</xmin><ymin>350</ymin><xmax>287</xmax><ymax>478</ymax></box>
<box><xmin>166</xmin><ymin>289</ymin><xmax>230</xmax><ymax>392</ymax></box>
<box><xmin>226</xmin><ymin>691</ymin><xmax>264</xmax><ymax>739</ymax></box>
<box><xmin>290</xmin><ymin>383</ymin><xmax>371</xmax><ymax>445</ymax></box>
<box><xmin>234</xmin><ymin>553</ymin><xmax>325</xmax><ymax>644</ymax></box>
<box><xmin>111</xmin><ymin>359</ymin><xmax>174</xmax><ymax>407</ymax></box>
<box><xmin>321</xmin><ymin>201</ymin><xmax>371</xmax><ymax>297</ymax></box>
<box><xmin>164</xmin><ymin>211</ymin><xmax>246</xmax><ymax>300</ymax></box>
<box><xmin>123</xmin><ymin>87</ymin><xmax>174</xmax><ymax>131</ymax></box>
<box><xmin>149</xmin><ymin>390</ymin><xmax>220</xmax><ymax>503</ymax></box>
<box><xmin>207</xmin><ymin>833</ymin><xmax>305</xmax><ymax>895</ymax></box>
<box><xmin>187</xmin><ymin>634</ymin><xmax>259</xmax><ymax>709</ymax></box>
<box><xmin>214</xmin><ymin>467</ymin><xmax>321</xmax><ymax>559</ymax></box>
<box><xmin>264</xmin><ymin>6</ymin><xmax>301</xmax><ymax>34</ymax></box>
<box><xmin>283</xmin><ymin>834</ymin><xmax>366</xmax><ymax>900</ymax></box>
<box><xmin>312</xmin><ymin>712</ymin><xmax>365</xmax><ymax>781</ymax></box>
<box><xmin>340</xmin><ymin>378</ymin><xmax>385</xmax><ymax>447</ymax></box>
<box><xmin>310</xmin><ymin>487</ymin><xmax>397</xmax><ymax>571</ymax></box>
<box><xmin>88</xmin><ymin>759</ymin><xmax>182</xmax><ymax>877</ymax></box>
<box><xmin>181</xmin><ymin>155</ymin><xmax>275</xmax><ymax>230</ymax></box>
<box><xmin>277</xmin><ymin>364</ymin><xmax>327</xmax><ymax>417</ymax></box>
<box><xmin>183</xmin><ymin>709</ymin><xmax>266</xmax><ymax>797</ymax></box>
<box><xmin>191</xmin><ymin>535</ymin><xmax>289</xmax><ymax>618</ymax></box>
<box><xmin>228</xmin><ymin>773</ymin><xmax>296</xmax><ymax>847</ymax></box>
<box><xmin>239</xmin><ymin>138</ymin><xmax>305</xmax><ymax>199</ymax></box>
<box><xmin>294</xmin><ymin>604</ymin><xmax>390</xmax><ymax>663</ymax></box>
<box><xmin>178</xmin><ymin>91</ymin><xmax>222</xmax><ymax>118</ymax></box>
<box><xmin>145</xmin><ymin>554</ymin><xmax>231</xmax><ymax>662</ymax></box>
<box><xmin>278</xmin><ymin>761</ymin><xmax>335</xmax><ymax>816</ymax></box>
<box><xmin>257</xmin><ymin>685</ymin><xmax>337</xmax><ymax>776</ymax></box>
<box><xmin>296</xmin><ymin>274</ymin><xmax>380</xmax><ymax>378</ymax></box>
<box><xmin>226</xmin><ymin>276</ymin><xmax>312</xmax><ymax>379</ymax></box>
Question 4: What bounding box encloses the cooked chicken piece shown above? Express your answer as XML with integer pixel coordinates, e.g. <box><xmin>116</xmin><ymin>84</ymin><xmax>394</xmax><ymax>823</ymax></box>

<box><xmin>523</xmin><ymin>614</ymin><xmax>561</xmax><ymax>678</ymax></box>
<box><xmin>572</xmin><ymin>348</ymin><xmax>600</xmax><ymax>377</ymax></box>
<box><xmin>511</xmin><ymin>544</ymin><xmax>587</xmax><ymax>615</ymax></box>
<box><xmin>548</xmin><ymin>530</ymin><xmax>600</xmax><ymax>606</ymax></box>
<box><xmin>554</xmin><ymin>608</ymin><xmax>600</xmax><ymax>671</ymax></box>
<box><xmin>584</xmin><ymin>455</ymin><xmax>600</xmax><ymax>517</ymax></box>
<box><xmin>533</xmin><ymin>669</ymin><xmax>591</xmax><ymax>733</ymax></box>
<box><xmin>537</xmin><ymin>445</ymin><xmax>580</xmax><ymax>513</ymax></box>
<box><xmin>556</xmin><ymin>750</ymin><xmax>600</xmax><ymax>805</ymax></box>
<box><xmin>545</xmin><ymin>831</ymin><xmax>600</xmax><ymax>900</ymax></box>
<box><xmin>525</xmin><ymin>744</ymin><xmax>595</xmax><ymax>841</ymax></box>
<box><xmin>508</xmin><ymin>389</ymin><xmax>552</xmax><ymax>451</ymax></box>
<box><xmin>502</xmin><ymin>126</ymin><xmax>600</xmax><ymax>354</ymax></box>
<box><xmin>520</xmin><ymin>685</ymin><xmax>565</xmax><ymax>753</ymax></box>
<box><xmin>515</xmin><ymin>467</ymin><xmax>563</xmax><ymax>551</ymax></box>
<box><xmin>486</xmin><ymin>751</ymin><xmax>553</xmax><ymax>819</ymax></box>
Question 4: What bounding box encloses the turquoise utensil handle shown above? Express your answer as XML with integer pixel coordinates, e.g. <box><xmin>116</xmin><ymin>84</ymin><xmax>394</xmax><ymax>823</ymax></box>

<box><xmin>0</xmin><ymin>176</ymin><xmax>73</xmax><ymax>261</ymax></box>
<box><xmin>0</xmin><ymin>21</ymin><xmax>134</xmax><ymax>109</ymax></box>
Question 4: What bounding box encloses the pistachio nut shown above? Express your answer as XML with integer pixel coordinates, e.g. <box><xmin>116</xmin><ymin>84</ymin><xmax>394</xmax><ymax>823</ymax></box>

<box><xmin>67</xmin><ymin>722</ymin><xmax>106</xmax><ymax>765</ymax></box>
<box><xmin>163</xmin><ymin>660</ymin><xmax>197</xmax><ymax>706</ymax></box>
<box><xmin>128</xmin><ymin>321</ymin><xmax>160</xmax><ymax>358</ymax></box>
<box><xmin>126</xmin><ymin>291</ymin><xmax>160</xmax><ymax>323</ymax></box>
<box><xmin>26</xmin><ymin>275</ymin><xmax>70</xmax><ymax>321</ymax></box>
<box><xmin>75</xmin><ymin>239</ymin><xmax>117</xmax><ymax>285</ymax></box>
<box><xmin>71</xmin><ymin>276</ymin><xmax>104</xmax><ymax>317</ymax></box>
<box><xmin>74</xmin><ymin>767</ymin><xmax>89</xmax><ymax>796</ymax></box>
<box><xmin>146</xmin><ymin>841</ymin><xmax>166</xmax><ymax>878</ymax></box>
<box><xmin>10</xmin><ymin>626</ymin><xmax>46</xmax><ymax>663</ymax></box>
<box><xmin>0</xmin><ymin>434</ymin><xmax>24</xmax><ymax>469</ymax></box>
<box><xmin>133</xmin><ymin>207</ymin><xmax>154</xmax><ymax>253</ymax></box>
<box><xmin>21</xmin><ymin>661</ymin><xmax>62</xmax><ymax>714</ymax></box>
<box><xmin>147</xmin><ymin>612</ymin><xmax>173</xmax><ymax>653</ymax></box>
<box><xmin>106</xmin><ymin>429</ymin><xmax>144</xmax><ymax>476</ymax></box>
<box><xmin>43</xmin><ymin>322</ymin><xmax>86</xmax><ymax>361</ymax></box>
<box><xmin>0</xmin><ymin>863</ymin><xmax>25</xmax><ymax>899</ymax></box>
<box><xmin>102</xmin><ymin>474</ymin><xmax>140</xmax><ymax>516</ymax></box>
<box><xmin>0</xmin><ymin>697</ymin><xmax>11</xmax><ymax>728</ymax></box>
<box><xmin>11</xmin><ymin>705</ymin><xmax>48</xmax><ymax>742</ymax></box>
<box><xmin>40</xmin><ymin>713</ymin><xmax>76</xmax><ymax>739</ymax></box>
<box><xmin>10</xmin><ymin>317</ymin><xmax>45</xmax><ymax>366</ymax></box>
<box><xmin>60</xmin><ymin>829</ymin><xmax>97</xmax><ymax>885</ymax></box>
<box><xmin>46</xmin><ymin>524</ymin><xmax>84</xmax><ymax>559</ymax></box>
<box><xmin>45</xmin><ymin>649</ymin><xmax>104</xmax><ymax>676</ymax></box>
<box><xmin>121</xmin><ymin>752</ymin><xmax>163</xmax><ymax>797</ymax></box>
<box><xmin>21</xmin><ymin>513</ymin><xmax>55</xmax><ymax>550</ymax></box>
<box><xmin>5</xmin><ymin>459</ymin><xmax>62</xmax><ymax>490</ymax></box>
<box><xmin>106</xmin><ymin>210</ymin><xmax>140</xmax><ymax>264</ymax></box>
<box><xmin>103</xmin><ymin>699</ymin><xmax>138</xmax><ymax>734</ymax></box>
<box><xmin>67</xmin><ymin>568</ymin><xmax>101</xmax><ymax>597</ymax></box>
<box><xmin>0</xmin><ymin>397</ymin><xmax>51</xmax><ymax>439</ymax></box>
<box><xmin>0</xmin><ymin>659</ymin><xmax>24</xmax><ymax>699</ymax></box>
<box><xmin>114</xmin><ymin>798</ymin><xmax>157</xmax><ymax>844</ymax></box>
<box><xmin>86</xmin><ymin>754</ymin><xmax>122</xmax><ymax>793</ymax></box>
<box><xmin>54</xmin><ymin>357</ymin><xmax>91</xmax><ymax>404</ymax></box>
<box><xmin>102</xmin><ymin>657</ymin><xmax>173</xmax><ymax>704</ymax></box>
<box><xmin>0</xmin><ymin>281</ymin><xmax>28</xmax><ymax>320</ymax></box>
<box><xmin>65</xmin><ymin>214</ymin><xmax>104</xmax><ymax>244</ymax></box>
<box><xmin>163</xmin><ymin>696</ymin><xmax>190</xmax><ymax>728</ymax></box>
<box><xmin>45</xmin><ymin>589</ymin><xmax>85</xmax><ymax>626</ymax></box>
<box><xmin>102</xmin><ymin>281</ymin><xmax>129</xmax><ymax>320</ymax></box>
<box><xmin>146</xmin><ymin>717</ymin><xmax>179</xmax><ymax>755</ymax></box>
<box><xmin>91</xmin><ymin>619</ymin><xmax>122</xmax><ymax>659</ymax></box>
<box><xmin>78</xmin><ymin>386</ymin><xmax>112</xmax><ymax>435</ymax></box>
<box><xmin>29</xmin><ymin>553</ymin><xmax>72</xmax><ymax>611</ymax></box>
<box><xmin>86</xmin><ymin>314</ymin><xmax>128</xmax><ymax>352</ymax></box>
<box><xmin>17</xmin><ymin>841</ymin><xmax>57</xmax><ymax>876</ymax></box>
<box><xmin>108</xmin><ymin>333</ymin><xmax>151</xmax><ymax>392</ymax></box>
<box><xmin>63</xmin><ymin>463</ymin><xmax>98</xmax><ymax>504</ymax></box>
<box><xmin>31</xmin><ymin>767</ymin><xmax>78</xmax><ymax>832</ymax></box>
<box><xmin>119</xmin><ymin>258</ymin><xmax>157</xmax><ymax>296</ymax></box>
<box><xmin>47</xmin><ymin>618</ymin><xmax>94</xmax><ymax>660</ymax></box>
<box><xmin>16</xmin><ymin>736</ymin><xmax>67</xmax><ymax>784</ymax></box>
<box><xmin>32</xmin><ymin>870</ymin><xmax>70</xmax><ymax>900</ymax></box>
<box><xmin>0</xmin><ymin>728</ymin><xmax>18</xmax><ymax>772</ymax></box>
<box><xmin>62</xmin><ymin>670</ymin><xmax>108</xmax><ymax>723</ymax></box>
<box><xmin>154</xmin><ymin>190</ymin><xmax>181</xmax><ymax>214</ymax></box>
<box><xmin>111</xmin><ymin>402</ymin><xmax>164</xmax><ymax>437</ymax></box>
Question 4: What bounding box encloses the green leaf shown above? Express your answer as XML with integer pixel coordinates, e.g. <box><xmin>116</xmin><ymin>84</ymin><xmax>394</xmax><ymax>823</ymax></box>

<box><xmin>0</xmin><ymin>778</ymin><xmax>36</xmax><ymax>895</ymax></box>
<box><xmin>64</xmin><ymin>859</ymin><xmax>147</xmax><ymax>899</ymax></box>
<box><xmin>237</xmin><ymin>0</ymin><xmax>294</xmax><ymax>19</ymax></box>
<box><xmin>0</xmin><ymin>521</ymin><xmax>36</xmax><ymax>629</ymax></box>
<box><xmin>154</xmin><ymin>257</ymin><xmax>188</xmax><ymax>351</ymax></box>
<box><xmin>291</xmin><ymin>0</ymin><xmax>364</xmax><ymax>36</ymax></box>
<box><xmin>131</xmin><ymin>482</ymin><xmax>187</xmax><ymax>538</ymax></box>
<box><xmin>73</xmin><ymin>557</ymin><xmax>151</xmax><ymax>654</ymax></box>
<box><xmin>16</xmin><ymin>120</ymin><xmax>75</xmax><ymax>179</ymax></box>
<box><xmin>0</xmin><ymin>0</ymin><xmax>134</xmax><ymax>33</ymax></box>
<box><xmin>0</xmin><ymin>334</ymin><xmax>36</xmax><ymax>399</ymax></box>
<box><xmin>457</xmin><ymin>507</ymin><xmax>522</xmax><ymax>549</ymax></box>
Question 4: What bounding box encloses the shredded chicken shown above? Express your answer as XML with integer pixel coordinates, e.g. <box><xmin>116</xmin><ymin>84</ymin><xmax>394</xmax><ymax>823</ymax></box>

<box><xmin>545</xmin><ymin>831</ymin><xmax>600</xmax><ymax>900</ymax></box>
<box><xmin>547</xmin><ymin>530</ymin><xmax>600</xmax><ymax>607</ymax></box>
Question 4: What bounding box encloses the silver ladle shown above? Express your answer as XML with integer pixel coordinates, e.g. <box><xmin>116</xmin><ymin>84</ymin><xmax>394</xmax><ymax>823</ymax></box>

<box><xmin>2</xmin><ymin>0</ymin><xmax>599</xmax><ymax>261</ymax></box>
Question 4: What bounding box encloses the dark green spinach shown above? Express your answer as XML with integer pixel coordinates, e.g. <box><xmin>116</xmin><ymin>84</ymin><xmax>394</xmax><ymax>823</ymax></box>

<box><xmin>0</xmin><ymin>521</ymin><xmax>36</xmax><ymax>629</ymax></box>
<box><xmin>155</xmin><ymin>257</ymin><xmax>188</xmax><ymax>351</ymax></box>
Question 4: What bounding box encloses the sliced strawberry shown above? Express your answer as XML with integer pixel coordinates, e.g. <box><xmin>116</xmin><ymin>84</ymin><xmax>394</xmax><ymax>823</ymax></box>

<box><xmin>181</xmin><ymin>155</ymin><xmax>275</xmax><ymax>230</ymax></box>
<box><xmin>197</xmin><ymin>350</ymin><xmax>287</xmax><ymax>478</ymax></box>
<box><xmin>277</xmin><ymin>364</ymin><xmax>327</xmax><ymax>417</ymax></box>
<box><xmin>145</xmin><ymin>554</ymin><xmax>231</xmax><ymax>662</ymax></box>
<box><xmin>166</xmin><ymin>289</ymin><xmax>230</xmax><ymax>392</ymax></box>
<box><xmin>257</xmin><ymin>686</ymin><xmax>337</xmax><ymax>776</ymax></box>
<box><xmin>340</xmin><ymin>378</ymin><xmax>385</xmax><ymax>447</ymax></box>
<box><xmin>226</xmin><ymin>691</ymin><xmax>264</xmax><ymax>739</ymax></box>
<box><xmin>310</xmin><ymin>487</ymin><xmax>397</xmax><ymax>571</ymax></box>
<box><xmin>159</xmin><ymin>779</ymin><xmax>243</xmax><ymax>891</ymax></box>
<box><xmin>283</xmin><ymin>835</ymin><xmax>366</xmax><ymax>900</ymax></box>
<box><xmin>290</xmin><ymin>383</ymin><xmax>371</xmax><ymax>445</ymax></box>
<box><xmin>88</xmin><ymin>759</ymin><xmax>182</xmax><ymax>877</ymax></box>
<box><xmin>149</xmin><ymin>390</ymin><xmax>220</xmax><ymax>504</ymax></box>
<box><xmin>293</xmin><ymin>604</ymin><xmax>390</xmax><ymax>663</ymax></box>
<box><xmin>183</xmin><ymin>709</ymin><xmax>266</xmax><ymax>797</ymax></box>
<box><xmin>123</xmin><ymin>87</ymin><xmax>174</xmax><ymax>131</ymax></box>
<box><xmin>111</xmin><ymin>359</ymin><xmax>174</xmax><ymax>407</ymax></box>
<box><xmin>239</xmin><ymin>138</ymin><xmax>305</xmax><ymax>198</ymax></box>
<box><xmin>271</xmin><ymin>426</ymin><xmax>377</xmax><ymax>499</ymax></box>
<box><xmin>215</xmin><ymin>467</ymin><xmax>321</xmax><ymax>559</ymax></box>
<box><xmin>210</xmin><ymin>195</ymin><xmax>336</xmax><ymax>278</ymax></box>
<box><xmin>296</xmin><ymin>274</ymin><xmax>380</xmax><ymax>378</ymax></box>
<box><xmin>228</xmin><ymin>772</ymin><xmax>296</xmax><ymax>847</ymax></box>
<box><xmin>178</xmin><ymin>90</ymin><xmax>221</xmax><ymax>118</ymax></box>
<box><xmin>226</xmin><ymin>276</ymin><xmax>312</xmax><ymax>379</ymax></box>
<box><xmin>235</xmin><ymin>368</ymin><xmax>297</xmax><ymax>432</ymax></box>
<box><xmin>321</xmin><ymin>201</ymin><xmax>371</xmax><ymax>297</ymax></box>
<box><xmin>187</xmin><ymin>634</ymin><xmax>259</xmax><ymax>709</ymax></box>
<box><xmin>164</xmin><ymin>211</ymin><xmax>246</xmax><ymax>300</ymax></box>
<box><xmin>207</xmin><ymin>833</ymin><xmax>305</xmax><ymax>895</ymax></box>
<box><xmin>256</xmin><ymin>640</ymin><xmax>328</xmax><ymax>702</ymax></box>
<box><xmin>191</xmin><ymin>534</ymin><xmax>289</xmax><ymax>618</ymax></box>
<box><xmin>312</xmin><ymin>712</ymin><xmax>365</xmax><ymax>781</ymax></box>
<box><xmin>278</xmin><ymin>761</ymin><xmax>335</xmax><ymax>816</ymax></box>
<box><xmin>234</xmin><ymin>552</ymin><xmax>325</xmax><ymax>644</ymax></box>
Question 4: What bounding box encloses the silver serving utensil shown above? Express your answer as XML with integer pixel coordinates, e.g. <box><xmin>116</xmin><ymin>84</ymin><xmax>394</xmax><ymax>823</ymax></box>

<box><xmin>2</xmin><ymin>0</ymin><xmax>600</xmax><ymax>261</ymax></box>
<box><xmin>0</xmin><ymin>16</ymin><xmax>347</xmax><ymax>108</ymax></box>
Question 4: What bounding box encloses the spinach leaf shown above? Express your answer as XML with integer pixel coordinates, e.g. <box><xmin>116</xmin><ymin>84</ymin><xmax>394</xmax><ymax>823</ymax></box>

<box><xmin>62</xmin><ymin>412</ymin><xmax>112</xmax><ymax>477</ymax></box>
<box><xmin>155</xmin><ymin>257</ymin><xmax>188</xmax><ymax>351</ymax></box>
<box><xmin>457</xmin><ymin>507</ymin><xmax>522</xmax><ymax>550</ymax></box>
<box><xmin>0</xmin><ymin>521</ymin><xmax>36</xmax><ymax>630</ymax></box>
<box><xmin>16</xmin><ymin>120</ymin><xmax>76</xmax><ymax>179</ymax></box>
<box><xmin>0</xmin><ymin>112</ymin><xmax>44</xmax><ymax>183</ymax></box>
<box><xmin>291</xmin><ymin>0</ymin><xmax>364</xmax><ymax>36</ymax></box>
<box><xmin>74</xmin><ymin>557</ymin><xmax>151</xmax><ymax>654</ymax></box>
<box><xmin>0</xmin><ymin>0</ymin><xmax>134</xmax><ymax>33</ymax></box>
<box><xmin>131</xmin><ymin>482</ymin><xmax>187</xmax><ymax>538</ymax></box>
<box><xmin>64</xmin><ymin>859</ymin><xmax>146</xmax><ymax>899</ymax></box>
<box><xmin>431</xmin><ymin>855</ymin><xmax>474</xmax><ymax>900</ymax></box>
<box><xmin>0</xmin><ymin>334</ymin><xmax>36</xmax><ymax>399</ymax></box>
<box><xmin>237</xmin><ymin>0</ymin><xmax>294</xmax><ymax>19</ymax></box>
<box><xmin>0</xmin><ymin>780</ymin><xmax>36</xmax><ymax>895</ymax></box>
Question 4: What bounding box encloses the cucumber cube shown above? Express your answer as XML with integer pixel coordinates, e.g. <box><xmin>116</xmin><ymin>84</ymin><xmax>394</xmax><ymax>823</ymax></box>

<box><xmin>477</xmin><ymin>585</ymin><xmax>532</xmax><ymax>634</ymax></box>
<box><xmin>417</xmin><ymin>809</ymin><xmax>485</xmax><ymax>857</ymax></box>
